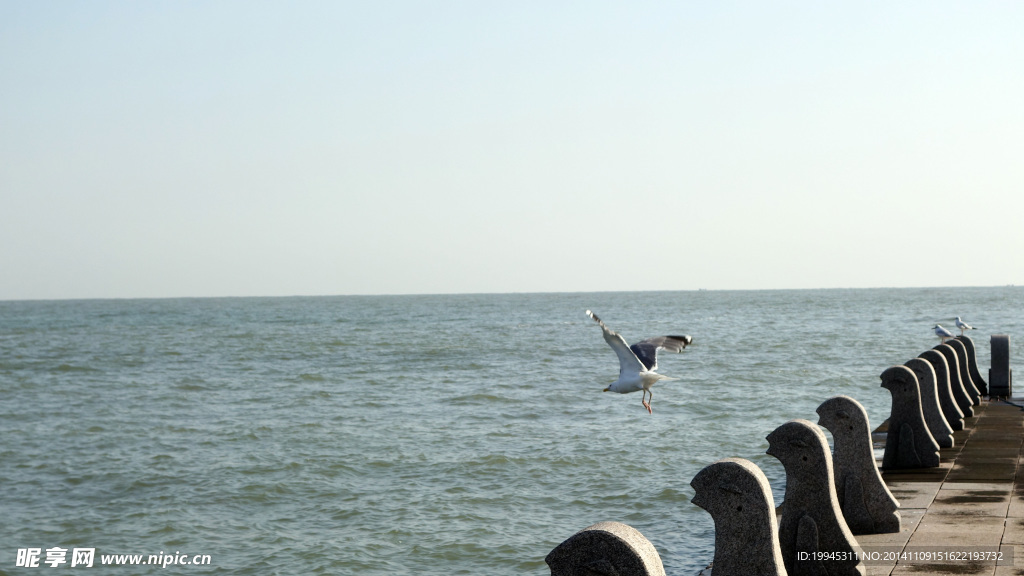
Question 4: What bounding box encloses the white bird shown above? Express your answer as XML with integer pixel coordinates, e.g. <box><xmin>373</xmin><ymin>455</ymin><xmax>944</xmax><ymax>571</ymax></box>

<box><xmin>586</xmin><ymin>310</ymin><xmax>692</xmax><ymax>414</ymax></box>
<box><xmin>933</xmin><ymin>324</ymin><xmax>954</xmax><ymax>342</ymax></box>
<box><xmin>955</xmin><ymin>316</ymin><xmax>974</xmax><ymax>335</ymax></box>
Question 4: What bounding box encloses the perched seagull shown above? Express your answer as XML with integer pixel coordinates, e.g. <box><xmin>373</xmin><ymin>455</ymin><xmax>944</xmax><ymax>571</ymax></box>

<box><xmin>586</xmin><ymin>310</ymin><xmax>692</xmax><ymax>414</ymax></box>
<box><xmin>955</xmin><ymin>316</ymin><xmax>975</xmax><ymax>335</ymax></box>
<box><xmin>933</xmin><ymin>324</ymin><xmax>954</xmax><ymax>342</ymax></box>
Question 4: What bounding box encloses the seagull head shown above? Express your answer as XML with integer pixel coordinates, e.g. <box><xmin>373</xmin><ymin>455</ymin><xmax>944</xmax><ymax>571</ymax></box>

<box><xmin>603</xmin><ymin>380</ymin><xmax>627</xmax><ymax>393</ymax></box>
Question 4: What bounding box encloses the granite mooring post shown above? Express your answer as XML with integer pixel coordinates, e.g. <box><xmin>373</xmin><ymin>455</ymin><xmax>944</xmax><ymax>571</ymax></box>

<box><xmin>816</xmin><ymin>396</ymin><xmax>901</xmax><ymax>534</ymax></box>
<box><xmin>956</xmin><ymin>335</ymin><xmax>989</xmax><ymax>395</ymax></box>
<box><xmin>946</xmin><ymin>338</ymin><xmax>981</xmax><ymax>405</ymax></box>
<box><xmin>767</xmin><ymin>419</ymin><xmax>865</xmax><ymax>576</ymax></box>
<box><xmin>990</xmin><ymin>334</ymin><xmax>1012</xmax><ymax>398</ymax></box>
<box><xmin>546</xmin><ymin>521</ymin><xmax>666</xmax><ymax>576</ymax></box>
<box><xmin>934</xmin><ymin>343</ymin><xmax>974</xmax><ymax>417</ymax></box>
<box><xmin>918</xmin><ymin>349</ymin><xmax>964</xmax><ymax>431</ymax></box>
<box><xmin>903</xmin><ymin>358</ymin><xmax>954</xmax><ymax>448</ymax></box>
<box><xmin>879</xmin><ymin>365</ymin><xmax>940</xmax><ymax>469</ymax></box>
<box><xmin>690</xmin><ymin>457</ymin><xmax>787</xmax><ymax>576</ymax></box>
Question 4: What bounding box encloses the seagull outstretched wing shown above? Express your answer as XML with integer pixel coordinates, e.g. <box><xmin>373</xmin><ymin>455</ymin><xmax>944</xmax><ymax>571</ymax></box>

<box><xmin>630</xmin><ymin>335</ymin><xmax>692</xmax><ymax>371</ymax></box>
<box><xmin>586</xmin><ymin>310</ymin><xmax>645</xmax><ymax>378</ymax></box>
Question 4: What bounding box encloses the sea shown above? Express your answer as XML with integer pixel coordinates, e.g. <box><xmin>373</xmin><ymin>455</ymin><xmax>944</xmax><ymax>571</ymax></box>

<box><xmin>1</xmin><ymin>287</ymin><xmax>1021</xmax><ymax>575</ymax></box>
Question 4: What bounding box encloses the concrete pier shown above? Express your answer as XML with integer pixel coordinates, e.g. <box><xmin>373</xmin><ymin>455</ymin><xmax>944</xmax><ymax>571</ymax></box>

<box><xmin>865</xmin><ymin>399</ymin><xmax>1024</xmax><ymax>575</ymax></box>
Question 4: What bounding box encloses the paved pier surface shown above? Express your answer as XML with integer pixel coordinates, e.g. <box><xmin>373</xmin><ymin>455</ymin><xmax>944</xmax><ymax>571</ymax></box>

<box><xmin>865</xmin><ymin>399</ymin><xmax>1024</xmax><ymax>576</ymax></box>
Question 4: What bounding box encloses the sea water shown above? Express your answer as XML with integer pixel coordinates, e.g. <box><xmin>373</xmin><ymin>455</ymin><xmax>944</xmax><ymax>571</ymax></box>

<box><xmin>1</xmin><ymin>287</ymin><xmax>1021</xmax><ymax>574</ymax></box>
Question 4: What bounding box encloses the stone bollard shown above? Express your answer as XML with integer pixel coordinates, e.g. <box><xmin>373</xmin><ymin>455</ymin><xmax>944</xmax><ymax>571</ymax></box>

<box><xmin>903</xmin><ymin>358</ymin><xmax>954</xmax><ymax>448</ymax></box>
<box><xmin>919</xmin><ymin>349</ymin><xmax>965</xmax><ymax>431</ymax></box>
<box><xmin>816</xmin><ymin>396</ymin><xmax>901</xmax><ymax>534</ymax></box>
<box><xmin>990</xmin><ymin>335</ymin><xmax>1012</xmax><ymax>398</ymax></box>
<box><xmin>880</xmin><ymin>366</ymin><xmax>940</xmax><ymax>469</ymax></box>
<box><xmin>934</xmin><ymin>344</ymin><xmax>974</xmax><ymax>417</ymax></box>
<box><xmin>956</xmin><ymin>335</ymin><xmax>989</xmax><ymax>396</ymax></box>
<box><xmin>946</xmin><ymin>339</ymin><xmax>981</xmax><ymax>405</ymax></box>
<box><xmin>767</xmin><ymin>419</ymin><xmax>865</xmax><ymax>576</ymax></box>
<box><xmin>690</xmin><ymin>458</ymin><xmax>787</xmax><ymax>576</ymax></box>
<box><xmin>546</xmin><ymin>521</ymin><xmax>666</xmax><ymax>576</ymax></box>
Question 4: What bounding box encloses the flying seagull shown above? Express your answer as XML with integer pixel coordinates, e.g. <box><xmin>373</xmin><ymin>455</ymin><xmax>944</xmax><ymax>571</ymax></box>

<box><xmin>586</xmin><ymin>310</ymin><xmax>692</xmax><ymax>414</ymax></box>
<box><xmin>955</xmin><ymin>316</ymin><xmax>974</xmax><ymax>335</ymax></box>
<box><xmin>933</xmin><ymin>324</ymin><xmax>954</xmax><ymax>342</ymax></box>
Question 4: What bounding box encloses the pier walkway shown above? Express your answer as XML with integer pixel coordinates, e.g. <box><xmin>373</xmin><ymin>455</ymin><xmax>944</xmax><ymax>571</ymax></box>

<box><xmin>866</xmin><ymin>400</ymin><xmax>1024</xmax><ymax>576</ymax></box>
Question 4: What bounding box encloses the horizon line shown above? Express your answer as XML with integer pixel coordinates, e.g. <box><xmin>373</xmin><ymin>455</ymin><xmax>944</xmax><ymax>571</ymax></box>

<box><xmin>0</xmin><ymin>284</ymin><xmax>1018</xmax><ymax>304</ymax></box>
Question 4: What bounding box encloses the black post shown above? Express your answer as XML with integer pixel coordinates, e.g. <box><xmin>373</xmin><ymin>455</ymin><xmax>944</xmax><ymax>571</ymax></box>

<box><xmin>989</xmin><ymin>335</ymin><xmax>1012</xmax><ymax>399</ymax></box>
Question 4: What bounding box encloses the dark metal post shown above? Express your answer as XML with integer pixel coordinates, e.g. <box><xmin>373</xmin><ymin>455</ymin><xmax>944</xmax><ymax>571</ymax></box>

<box><xmin>989</xmin><ymin>335</ymin><xmax>1012</xmax><ymax>399</ymax></box>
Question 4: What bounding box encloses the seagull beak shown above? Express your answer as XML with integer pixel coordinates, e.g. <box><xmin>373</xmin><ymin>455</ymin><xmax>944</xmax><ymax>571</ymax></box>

<box><xmin>602</xmin><ymin>387</ymin><xmax>609</xmax><ymax>392</ymax></box>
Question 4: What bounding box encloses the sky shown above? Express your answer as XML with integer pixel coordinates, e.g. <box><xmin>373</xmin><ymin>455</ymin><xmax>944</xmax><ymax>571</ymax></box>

<box><xmin>2</xmin><ymin>1</ymin><xmax>1023</xmax><ymax>300</ymax></box>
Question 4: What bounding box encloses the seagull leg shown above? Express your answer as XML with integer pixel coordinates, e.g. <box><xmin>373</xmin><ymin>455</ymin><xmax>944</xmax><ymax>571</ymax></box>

<box><xmin>642</xmin><ymin>389</ymin><xmax>652</xmax><ymax>414</ymax></box>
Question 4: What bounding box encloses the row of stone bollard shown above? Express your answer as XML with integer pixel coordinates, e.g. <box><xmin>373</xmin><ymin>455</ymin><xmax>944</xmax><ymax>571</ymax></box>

<box><xmin>880</xmin><ymin>335</ymin><xmax>987</xmax><ymax>469</ymax></box>
<box><xmin>690</xmin><ymin>397</ymin><xmax>890</xmax><ymax>576</ymax></box>
<box><xmin>546</xmin><ymin>335</ymin><xmax>993</xmax><ymax>576</ymax></box>
<box><xmin>546</xmin><ymin>395</ymin><xmax>887</xmax><ymax>576</ymax></box>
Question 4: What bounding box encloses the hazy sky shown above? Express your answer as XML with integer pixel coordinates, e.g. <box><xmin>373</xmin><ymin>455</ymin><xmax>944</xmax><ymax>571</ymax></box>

<box><xmin>2</xmin><ymin>2</ymin><xmax>1022</xmax><ymax>300</ymax></box>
